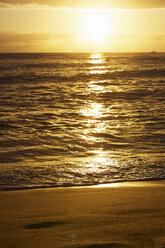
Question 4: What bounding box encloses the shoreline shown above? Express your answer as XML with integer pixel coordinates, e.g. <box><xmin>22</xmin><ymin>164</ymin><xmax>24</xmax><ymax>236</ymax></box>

<box><xmin>1</xmin><ymin>178</ymin><xmax>165</xmax><ymax>192</ymax></box>
<box><xmin>0</xmin><ymin>180</ymin><xmax>165</xmax><ymax>248</ymax></box>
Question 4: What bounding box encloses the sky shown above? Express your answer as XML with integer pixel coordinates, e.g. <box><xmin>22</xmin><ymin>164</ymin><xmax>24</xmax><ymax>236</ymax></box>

<box><xmin>0</xmin><ymin>0</ymin><xmax>165</xmax><ymax>52</ymax></box>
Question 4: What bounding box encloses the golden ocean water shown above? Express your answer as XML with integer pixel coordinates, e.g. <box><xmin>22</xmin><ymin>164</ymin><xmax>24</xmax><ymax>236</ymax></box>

<box><xmin>0</xmin><ymin>53</ymin><xmax>165</xmax><ymax>190</ymax></box>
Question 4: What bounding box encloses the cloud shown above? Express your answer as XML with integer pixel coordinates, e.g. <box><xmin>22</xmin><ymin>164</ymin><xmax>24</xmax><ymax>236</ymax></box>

<box><xmin>0</xmin><ymin>31</ymin><xmax>82</xmax><ymax>52</ymax></box>
<box><xmin>0</xmin><ymin>31</ymin><xmax>165</xmax><ymax>52</ymax></box>
<box><xmin>105</xmin><ymin>34</ymin><xmax>165</xmax><ymax>52</ymax></box>
<box><xmin>0</xmin><ymin>0</ymin><xmax>165</xmax><ymax>9</ymax></box>
<box><xmin>0</xmin><ymin>31</ymin><xmax>79</xmax><ymax>46</ymax></box>
<box><xmin>0</xmin><ymin>32</ymin><xmax>58</xmax><ymax>44</ymax></box>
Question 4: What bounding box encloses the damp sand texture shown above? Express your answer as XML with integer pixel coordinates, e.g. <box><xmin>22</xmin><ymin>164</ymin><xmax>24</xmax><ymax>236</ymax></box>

<box><xmin>0</xmin><ymin>181</ymin><xmax>165</xmax><ymax>248</ymax></box>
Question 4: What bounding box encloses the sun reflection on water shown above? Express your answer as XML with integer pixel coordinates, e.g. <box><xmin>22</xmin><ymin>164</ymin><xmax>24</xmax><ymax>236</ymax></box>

<box><xmin>89</xmin><ymin>54</ymin><xmax>103</xmax><ymax>63</ymax></box>
<box><xmin>80</xmin><ymin>120</ymin><xmax>106</xmax><ymax>142</ymax></box>
<box><xmin>78</xmin><ymin>53</ymin><xmax>120</xmax><ymax>174</ymax></box>
<box><xmin>80</xmin><ymin>54</ymin><xmax>108</xmax><ymax>142</ymax></box>
<box><xmin>89</xmin><ymin>53</ymin><xmax>106</xmax><ymax>74</ymax></box>
<box><xmin>80</xmin><ymin>150</ymin><xmax>119</xmax><ymax>175</ymax></box>
<box><xmin>81</xmin><ymin>102</ymin><xmax>103</xmax><ymax>118</ymax></box>
<box><xmin>88</xmin><ymin>81</ymin><xmax>105</xmax><ymax>93</ymax></box>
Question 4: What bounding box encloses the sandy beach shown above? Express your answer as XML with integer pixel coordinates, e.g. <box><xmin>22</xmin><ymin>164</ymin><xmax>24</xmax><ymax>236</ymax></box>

<box><xmin>0</xmin><ymin>181</ymin><xmax>165</xmax><ymax>248</ymax></box>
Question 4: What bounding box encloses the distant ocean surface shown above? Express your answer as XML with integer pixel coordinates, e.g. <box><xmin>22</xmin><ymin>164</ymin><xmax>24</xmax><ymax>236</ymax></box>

<box><xmin>0</xmin><ymin>53</ymin><xmax>165</xmax><ymax>190</ymax></box>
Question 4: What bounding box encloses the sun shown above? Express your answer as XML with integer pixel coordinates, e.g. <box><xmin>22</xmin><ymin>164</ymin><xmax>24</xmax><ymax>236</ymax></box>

<box><xmin>83</xmin><ymin>12</ymin><xmax>108</xmax><ymax>43</ymax></box>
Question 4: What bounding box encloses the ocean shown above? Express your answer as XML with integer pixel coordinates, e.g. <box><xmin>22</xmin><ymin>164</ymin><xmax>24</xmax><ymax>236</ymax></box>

<box><xmin>0</xmin><ymin>52</ymin><xmax>164</xmax><ymax>190</ymax></box>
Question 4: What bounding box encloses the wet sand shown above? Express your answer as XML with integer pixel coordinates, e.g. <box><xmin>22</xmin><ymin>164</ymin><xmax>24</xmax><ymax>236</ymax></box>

<box><xmin>0</xmin><ymin>181</ymin><xmax>165</xmax><ymax>248</ymax></box>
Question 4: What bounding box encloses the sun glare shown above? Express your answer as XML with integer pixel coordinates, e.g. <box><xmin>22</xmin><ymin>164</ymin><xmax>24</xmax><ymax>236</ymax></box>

<box><xmin>83</xmin><ymin>12</ymin><xmax>108</xmax><ymax>43</ymax></box>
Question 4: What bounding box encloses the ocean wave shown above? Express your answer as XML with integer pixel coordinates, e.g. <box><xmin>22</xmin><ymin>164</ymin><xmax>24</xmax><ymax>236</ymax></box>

<box><xmin>1</xmin><ymin>178</ymin><xmax>165</xmax><ymax>191</ymax></box>
<box><xmin>0</xmin><ymin>69</ymin><xmax>165</xmax><ymax>85</ymax></box>
<box><xmin>0</xmin><ymin>53</ymin><xmax>164</xmax><ymax>190</ymax></box>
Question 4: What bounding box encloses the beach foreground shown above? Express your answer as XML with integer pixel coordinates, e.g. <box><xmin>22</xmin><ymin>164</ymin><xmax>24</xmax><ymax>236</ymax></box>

<box><xmin>0</xmin><ymin>181</ymin><xmax>165</xmax><ymax>248</ymax></box>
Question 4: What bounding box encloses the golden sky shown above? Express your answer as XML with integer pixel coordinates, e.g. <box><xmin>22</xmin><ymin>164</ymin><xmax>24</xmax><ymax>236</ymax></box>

<box><xmin>0</xmin><ymin>0</ymin><xmax>165</xmax><ymax>52</ymax></box>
